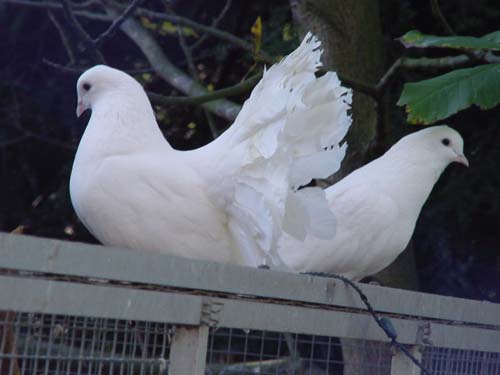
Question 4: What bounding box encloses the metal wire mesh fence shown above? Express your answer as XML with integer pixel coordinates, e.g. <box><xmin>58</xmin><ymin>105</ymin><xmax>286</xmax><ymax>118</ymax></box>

<box><xmin>0</xmin><ymin>234</ymin><xmax>500</xmax><ymax>375</ymax></box>
<box><xmin>422</xmin><ymin>347</ymin><xmax>500</xmax><ymax>375</ymax></box>
<box><xmin>0</xmin><ymin>312</ymin><xmax>170</xmax><ymax>375</ymax></box>
<box><xmin>1</xmin><ymin>311</ymin><xmax>500</xmax><ymax>375</ymax></box>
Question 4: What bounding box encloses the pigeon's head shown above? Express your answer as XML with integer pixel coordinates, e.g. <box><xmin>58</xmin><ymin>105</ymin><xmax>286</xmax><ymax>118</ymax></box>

<box><xmin>399</xmin><ymin>125</ymin><xmax>469</xmax><ymax>168</ymax></box>
<box><xmin>76</xmin><ymin>65</ymin><xmax>142</xmax><ymax>117</ymax></box>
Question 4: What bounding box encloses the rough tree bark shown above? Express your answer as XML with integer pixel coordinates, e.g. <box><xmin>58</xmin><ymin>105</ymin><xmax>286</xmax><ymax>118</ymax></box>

<box><xmin>290</xmin><ymin>1</ymin><xmax>418</xmax><ymax>374</ymax></box>
<box><xmin>290</xmin><ymin>0</ymin><xmax>385</xmax><ymax>180</ymax></box>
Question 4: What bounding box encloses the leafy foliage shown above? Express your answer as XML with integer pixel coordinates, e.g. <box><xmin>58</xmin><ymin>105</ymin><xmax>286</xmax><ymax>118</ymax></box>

<box><xmin>398</xmin><ymin>63</ymin><xmax>500</xmax><ymax>124</ymax></box>
<box><xmin>400</xmin><ymin>30</ymin><xmax>500</xmax><ymax>51</ymax></box>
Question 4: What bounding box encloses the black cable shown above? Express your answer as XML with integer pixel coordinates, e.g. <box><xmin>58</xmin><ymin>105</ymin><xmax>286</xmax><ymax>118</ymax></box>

<box><xmin>304</xmin><ymin>272</ymin><xmax>432</xmax><ymax>375</ymax></box>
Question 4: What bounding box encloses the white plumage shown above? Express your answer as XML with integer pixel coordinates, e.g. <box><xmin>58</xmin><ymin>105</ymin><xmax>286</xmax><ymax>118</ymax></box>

<box><xmin>70</xmin><ymin>33</ymin><xmax>352</xmax><ymax>268</ymax></box>
<box><xmin>278</xmin><ymin>126</ymin><xmax>468</xmax><ymax>280</ymax></box>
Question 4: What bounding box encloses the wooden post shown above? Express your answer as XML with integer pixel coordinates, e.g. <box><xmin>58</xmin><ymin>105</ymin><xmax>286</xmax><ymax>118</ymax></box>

<box><xmin>391</xmin><ymin>346</ymin><xmax>422</xmax><ymax>375</ymax></box>
<box><xmin>169</xmin><ymin>325</ymin><xmax>209</xmax><ymax>375</ymax></box>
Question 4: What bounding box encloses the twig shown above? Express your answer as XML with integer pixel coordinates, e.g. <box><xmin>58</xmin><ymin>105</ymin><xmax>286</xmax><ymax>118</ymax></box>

<box><xmin>43</xmin><ymin>58</ymin><xmax>154</xmax><ymax>75</ymax></box>
<box><xmin>26</xmin><ymin>133</ymin><xmax>76</xmax><ymax>150</ymax></box>
<box><xmin>203</xmin><ymin>109</ymin><xmax>219</xmax><ymax>139</ymax></box>
<box><xmin>60</xmin><ymin>0</ymin><xmax>93</xmax><ymax>44</ymax></box>
<box><xmin>43</xmin><ymin>59</ymin><xmax>87</xmax><ymax>73</ymax></box>
<box><xmin>5</xmin><ymin>0</ymin><xmax>275</xmax><ymax>63</ymax></box>
<box><xmin>484</xmin><ymin>52</ymin><xmax>500</xmax><ymax>64</ymax></box>
<box><xmin>92</xmin><ymin>0</ymin><xmax>143</xmax><ymax>47</ymax></box>
<box><xmin>304</xmin><ymin>272</ymin><xmax>432</xmax><ymax>375</ymax></box>
<box><xmin>0</xmin><ymin>135</ymin><xmax>29</xmax><ymax>148</ymax></box>
<box><xmin>146</xmin><ymin>72</ymin><xmax>261</xmax><ymax>106</ymax></box>
<box><xmin>71</xmin><ymin>0</ymin><xmax>100</xmax><ymax>9</ymax></box>
<box><xmin>177</xmin><ymin>27</ymin><xmax>197</xmax><ymax>78</ymax></box>
<box><xmin>375</xmin><ymin>58</ymin><xmax>403</xmax><ymax>92</ymax></box>
<box><xmin>430</xmin><ymin>0</ymin><xmax>455</xmax><ymax>36</ymax></box>
<box><xmin>175</xmin><ymin>22</ymin><xmax>220</xmax><ymax>138</ymax></box>
<box><xmin>191</xmin><ymin>0</ymin><xmax>232</xmax><ymax>51</ymax></box>
<box><xmin>210</xmin><ymin>0</ymin><xmax>232</xmax><ymax>28</ymax></box>
<box><xmin>107</xmin><ymin>0</ymin><xmax>276</xmax><ymax>64</ymax></box>
<box><xmin>60</xmin><ymin>0</ymin><xmax>105</xmax><ymax>63</ymax></box>
<box><xmin>115</xmin><ymin>12</ymin><xmax>242</xmax><ymax>121</ymax></box>
<box><xmin>48</xmin><ymin>11</ymin><xmax>76</xmax><ymax>65</ymax></box>
<box><xmin>339</xmin><ymin>54</ymin><xmax>474</xmax><ymax>101</ymax></box>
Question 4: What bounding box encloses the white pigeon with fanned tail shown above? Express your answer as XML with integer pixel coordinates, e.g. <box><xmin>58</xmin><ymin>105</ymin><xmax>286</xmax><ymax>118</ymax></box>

<box><xmin>70</xmin><ymin>33</ymin><xmax>352</xmax><ymax>268</ymax></box>
<box><xmin>278</xmin><ymin>125</ymin><xmax>469</xmax><ymax>280</ymax></box>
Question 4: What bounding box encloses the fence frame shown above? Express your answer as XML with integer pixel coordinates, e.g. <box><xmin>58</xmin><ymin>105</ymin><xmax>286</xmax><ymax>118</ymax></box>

<box><xmin>1</xmin><ymin>233</ymin><xmax>500</xmax><ymax>374</ymax></box>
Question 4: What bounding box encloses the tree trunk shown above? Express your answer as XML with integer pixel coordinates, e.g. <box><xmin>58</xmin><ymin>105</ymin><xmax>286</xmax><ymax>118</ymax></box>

<box><xmin>290</xmin><ymin>0</ymin><xmax>385</xmax><ymax>180</ymax></box>
<box><xmin>289</xmin><ymin>1</ymin><xmax>417</xmax><ymax>374</ymax></box>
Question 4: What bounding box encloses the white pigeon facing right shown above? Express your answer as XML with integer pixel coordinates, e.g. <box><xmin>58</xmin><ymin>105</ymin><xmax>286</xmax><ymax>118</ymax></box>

<box><xmin>278</xmin><ymin>125</ymin><xmax>468</xmax><ymax>281</ymax></box>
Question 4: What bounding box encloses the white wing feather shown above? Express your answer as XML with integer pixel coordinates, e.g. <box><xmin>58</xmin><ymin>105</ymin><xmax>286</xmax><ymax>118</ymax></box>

<box><xmin>190</xmin><ymin>33</ymin><xmax>352</xmax><ymax>267</ymax></box>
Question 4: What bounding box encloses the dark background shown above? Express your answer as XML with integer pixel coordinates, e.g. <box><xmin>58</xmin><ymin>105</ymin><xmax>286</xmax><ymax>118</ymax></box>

<box><xmin>1</xmin><ymin>0</ymin><xmax>499</xmax><ymax>302</ymax></box>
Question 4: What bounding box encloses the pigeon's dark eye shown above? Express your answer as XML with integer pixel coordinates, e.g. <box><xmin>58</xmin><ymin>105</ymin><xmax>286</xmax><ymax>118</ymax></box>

<box><xmin>441</xmin><ymin>138</ymin><xmax>450</xmax><ymax>146</ymax></box>
<box><xmin>82</xmin><ymin>83</ymin><xmax>91</xmax><ymax>91</ymax></box>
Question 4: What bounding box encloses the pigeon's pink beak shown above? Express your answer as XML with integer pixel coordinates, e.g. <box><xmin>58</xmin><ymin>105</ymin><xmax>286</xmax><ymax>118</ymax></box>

<box><xmin>76</xmin><ymin>100</ymin><xmax>86</xmax><ymax>118</ymax></box>
<box><xmin>455</xmin><ymin>154</ymin><xmax>469</xmax><ymax>167</ymax></box>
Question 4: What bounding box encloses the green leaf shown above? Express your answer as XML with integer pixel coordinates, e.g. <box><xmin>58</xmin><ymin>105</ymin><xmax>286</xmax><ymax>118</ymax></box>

<box><xmin>397</xmin><ymin>64</ymin><xmax>500</xmax><ymax>124</ymax></box>
<box><xmin>400</xmin><ymin>30</ymin><xmax>500</xmax><ymax>51</ymax></box>
<box><xmin>483</xmin><ymin>31</ymin><xmax>500</xmax><ymax>44</ymax></box>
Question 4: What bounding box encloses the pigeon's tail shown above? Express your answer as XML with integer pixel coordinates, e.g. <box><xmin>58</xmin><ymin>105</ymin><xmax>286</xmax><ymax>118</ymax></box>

<box><xmin>205</xmin><ymin>33</ymin><xmax>352</xmax><ymax>267</ymax></box>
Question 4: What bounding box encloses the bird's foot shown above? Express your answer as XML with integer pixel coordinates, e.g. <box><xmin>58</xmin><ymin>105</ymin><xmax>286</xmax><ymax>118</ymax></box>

<box><xmin>360</xmin><ymin>276</ymin><xmax>383</xmax><ymax>286</ymax></box>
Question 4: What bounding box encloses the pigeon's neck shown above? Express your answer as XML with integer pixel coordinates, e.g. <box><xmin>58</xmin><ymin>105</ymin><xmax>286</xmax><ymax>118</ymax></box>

<box><xmin>83</xmin><ymin>93</ymin><xmax>171</xmax><ymax>159</ymax></box>
<box><xmin>380</xmin><ymin>151</ymin><xmax>447</xmax><ymax>214</ymax></box>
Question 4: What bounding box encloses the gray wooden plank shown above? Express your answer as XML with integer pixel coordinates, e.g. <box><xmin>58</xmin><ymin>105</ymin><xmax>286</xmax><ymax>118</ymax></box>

<box><xmin>391</xmin><ymin>347</ymin><xmax>422</xmax><ymax>375</ymax></box>
<box><xmin>169</xmin><ymin>326</ymin><xmax>209</xmax><ymax>375</ymax></box>
<box><xmin>0</xmin><ymin>275</ymin><xmax>202</xmax><ymax>324</ymax></box>
<box><xmin>1</xmin><ymin>233</ymin><xmax>499</xmax><ymax>328</ymax></box>
<box><xmin>0</xmin><ymin>275</ymin><xmax>499</xmax><ymax>352</ymax></box>
<box><xmin>210</xmin><ymin>297</ymin><xmax>500</xmax><ymax>353</ymax></box>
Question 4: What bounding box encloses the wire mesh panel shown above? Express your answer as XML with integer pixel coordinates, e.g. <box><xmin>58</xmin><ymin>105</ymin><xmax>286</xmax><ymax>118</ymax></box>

<box><xmin>423</xmin><ymin>347</ymin><xmax>500</xmax><ymax>375</ymax></box>
<box><xmin>0</xmin><ymin>311</ymin><xmax>170</xmax><ymax>375</ymax></box>
<box><xmin>2</xmin><ymin>311</ymin><xmax>500</xmax><ymax>374</ymax></box>
<box><xmin>206</xmin><ymin>328</ymin><xmax>391</xmax><ymax>375</ymax></box>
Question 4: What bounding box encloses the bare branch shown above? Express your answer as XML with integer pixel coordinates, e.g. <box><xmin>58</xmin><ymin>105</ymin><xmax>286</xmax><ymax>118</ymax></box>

<box><xmin>26</xmin><ymin>132</ymin><xmax>76</xmax><ymax>150</ymax></box>
<box><xmin>484</xmin><ymin>52</ymin><xmax>500</xmax><ymax>64</ymax></box>
<box><xmin>60</xmin><ymin>0</ymin><xmax>105</xmax><ymax>63</ymax></box>
<box><xmin>5</xmin><ymin>0</ymin><xmax>275</xmax><ymax>63</ymax></box>
<box><xmin>0</xmin><ymin>135</ymin><xmax>29</xmax><ymax>148</ymax></box>
<box><xmin>400</xmin><ymin>55</ymin><xmax>472</xmax><ymax>69</ymax></box>
<box><xmin>339</xmin><ymin>54</ymin><xmax>475</xmax><ymax>100</ymax></box>
<box><xmin>114</xmin><ymin>11</ymin><xmax>242</xmax><ymax>121</ymax></box>
<box><xmin>42</xmin><ymin>62</ymin><xmax>260</xmax><ymax>107</ymax></box>
<box><xmin>211</xmin><ymin>0</ymin><xmax>232</xmax><ymax>27</ymax></box>
<box><xmin>43</xmin><ymin>58</ymin><xmax>154</xmax><ymax>75</ymax></box>
<box><xmin>192</xmin><ymin>0</ymin><xmax>232</xmax><ymax>50</ymax></box>
<box><xmin>147</xmin><ymin>72</ymin><xmax>261</xmax><ymax>106</ymax></box>
<box><xmin>1</xmin><ymin>0</ymin><xmax>121</xmax><ymax>22</ymax></box>
<box><xmin>71</xmin><ymin>0</ymin><xmax>100</xmax><ymax>9</ymax></box>
<box><xmin>48</xmin><ymin>11</ymin><xmax>76</xmax><ymax>65</ymax></box>
<box><xmin>174</xmin><ymin>10</ymin><xmax>221</xmax><ymax>139</ymax></box>
<box><xmin>177</xmin><ymin>28</ymin><xmax>197</xmax><ymax>78</ymax></box>
<box><xmin>92</xmin><ymin>0</ymin><xmax>143</xmax><ymax>47</ymax></box>
<box><xmin>430</xmin><ymin>0</ymin><xmax>455</xmax><ymax>36</ymax></box>
<box><xmin>2</xmin><ymin>0</ymin><xmax>62</xmax><ymax>9</ymax></box>
<box><xmin>109</xmin><ymin>1</ymin><xmax>276</xmax><ymax>63</ymax></box>
<box><xmin>43</xmin><ymin>59</ymin><xmax>85</xmax><ymax>73</ymax></box>
<box><xmin>0</xmin><ymin>127</ymin><xmax>75</xmax><ymax>150</ymax></box>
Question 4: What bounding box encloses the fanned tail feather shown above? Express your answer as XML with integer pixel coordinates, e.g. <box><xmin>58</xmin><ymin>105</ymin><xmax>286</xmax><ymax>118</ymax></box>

<box><xmin>205</xmin><ymin>33</ymin><xmax>352</xmax><ymax>267</ymax></box>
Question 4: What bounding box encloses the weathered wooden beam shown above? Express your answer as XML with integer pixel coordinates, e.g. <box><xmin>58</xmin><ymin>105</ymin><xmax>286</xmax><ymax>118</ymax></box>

<box><xmin>391</xmin><ymin>346</ymin><xmax>422</xmax><ymax>375</ymax></box>
<box><xmin>169</xmin><ymin>326</ymin><xmax>209</xmax><ymax>375</ymax></box>
<box><xmin>1</xmin><ymin>233</ymin><xmax>499</xmax><ymax>329</ymax></box>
